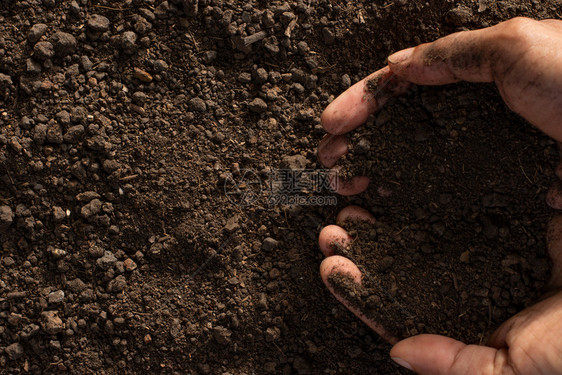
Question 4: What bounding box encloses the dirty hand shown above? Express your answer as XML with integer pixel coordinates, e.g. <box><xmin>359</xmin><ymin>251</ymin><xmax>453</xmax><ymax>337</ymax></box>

<box><xmin>318</xmin><ymin>17</ymin><xmax>562</xmax><ymax>374</ymax></box>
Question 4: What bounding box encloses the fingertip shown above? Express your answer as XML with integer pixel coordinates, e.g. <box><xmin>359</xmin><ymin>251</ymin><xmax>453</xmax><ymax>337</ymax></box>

<box><xmin>390</xmin><ymin>335</ymin><xmax>464</xmax><ymax>374</ymax></box>
<box><xmin>391</xmin><ymin>335</ymin><xmax>502</xmax><ymax>375</ymax></box>
<box><xmin>321</xmin><ymin>67</ymin><xmax>394</xmax><ymax>135</ymax></box>
<box><xmin>317</xmin><ymin>134</ymin><xmax>348</xmax><ymax>168</ymax></box>
<box><xmin>320</xmin><ymin>255</ymin><xmax>400</xmax><ymax>344</ymax></box>
<box><xmin>332</xmin><ymin>175</ymin><xmax>370</xmax><ymax>196</ymax></box>
<box><xmin>321</xmin><ymin>65</ymin><xmax>412</xmax><ymax>135</ymax></box>
<box><xmin>547</xmin><ymin>181</ymin><xmax>562</xmax><ymax>209</ymax></box>
<box><xmin>320</xmin><ymin>101</ymin><xmax>343</xmax><ymax>135</ymax></box>
<box><xmin>390</xmin><ymin>357</ymin><xmax>414</xmax><ymax>372</ymax></box>
<box><xmin>336</xmin><ymin>206</ymin><xmax>376</xmax><ymax>225</ymax></box>
<box><xmin>319</xmin><ymin>255</ymin><xmax>362</xmax><ymax>286</ymax></box>
<box><xmin>321</xmin><ymin>99</ymin><xmax>350</xmax><ymax>136</ymax></box>
<box><xmin>321</xmin><ymin>83</ymin><xmax>375</xmax><ymax>135</ymax></box>
<box><xmin>318</xmin><ymin>225</ymin><xmax>352</xmax><ymax>256</ymax></box>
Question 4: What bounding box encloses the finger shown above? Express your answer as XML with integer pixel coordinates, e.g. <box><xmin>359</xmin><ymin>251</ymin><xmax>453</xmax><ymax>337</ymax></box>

<box><xmin>320</xmin><ymin>255</ymin><xmax>362</xmax><ymax>284</ymax></box>
<box><xmin>390</xmin><ymin>334</ymin><xmax>515</xmax><ymax>375</ymax></box>
<box><xmin>319</xmin><ymin>207</ymin><xmax>375</xmax><ymax>256</ymax></box>
<box><xmin>388</xmin><ymin>18</ymin><xmax>562</xmax><ymax>141</ymax></box>
<box><xmin>317</xmin><ymin>134</ymin><xmax>348</xmax><ymax>168</ymax></box>
<box><xmin>546</xmin><ymin>215</ymin><xmax>562</xmax><ymax>287</ymax></box>
<box><xmin>320</xmin><ymin>256</ymin><xmax>397</xmax><ymax>343</ymax></box>
<box><xmin>546</xmin><ymin>181</ymin><xmax>562</xmax><ymax>210</ymax></box>
<box><xmin>319</xmin><ymin>141</ymin><xmax>370</xmax><ymax>196</ymax></box>
<box><xmin>329</xmin><ymin>173</ymin><xmax>370</xmax><ymax>196</ymax></box>
<box><xmin>336</xmin><ymin>206</ymin><xmax>376</xmax><ymax>225</ymax></box>
<box><xmin>321</xmin><ymin>66</ymin><xmax>410</xmax><ymax>135</ymax></box>
<box><xmin>319</xmin><ymin>225</ymin><xmax>352</xmax><ymax>256</ymax></box>
<box><xmin>388</xmin><ymin>27</ymin><xmax>495</xmax><ymax>85</ymax></box>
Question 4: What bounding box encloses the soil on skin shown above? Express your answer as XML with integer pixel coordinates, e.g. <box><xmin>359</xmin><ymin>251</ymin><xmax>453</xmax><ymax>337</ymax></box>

<box><xmin>330</xmin><ymin>77</ymin><xmax>556</xmax><ymax>342</ymax></box>
<box><xmin>0</xmin><ymin>0</ymin><xmax>560</xmax><ymax>374</ymax></box>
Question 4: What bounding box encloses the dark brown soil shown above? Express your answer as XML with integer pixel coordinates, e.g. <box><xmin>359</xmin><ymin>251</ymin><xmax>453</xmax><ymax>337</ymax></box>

<box><xmin>0</xmin><ymin>1</ymin><xmax>560</xmax><ymax>374</ymax></box>
<box><xmin>330</xmin><ymin>78</ymin><xmax>557</xmax><ymax>342</ymax></box>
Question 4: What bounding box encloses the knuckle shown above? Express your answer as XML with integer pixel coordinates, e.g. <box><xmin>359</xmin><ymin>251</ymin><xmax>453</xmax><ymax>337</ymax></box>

<box><xmin>504</xmin><ymin>16</ymin><xmax>535</xmax><ymax>27</ymax></box>
<box><xmin>488</xmin><ymin>17</ymin><xmax>543</xmax><ymax>80</ymax></box>
<box><xmin>499</xmin><ymin>17</ymin><xmax>540</xmax><ymax>42</ymax></box>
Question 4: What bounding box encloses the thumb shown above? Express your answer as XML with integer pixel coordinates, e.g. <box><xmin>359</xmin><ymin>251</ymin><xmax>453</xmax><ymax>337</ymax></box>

<box><xmin>390</xmin><ymin>334</ymin><xmax>516</xmax><ymax>375</ymax></box>
<box><xmin>387</xmin><ymin>17</ymin><xmax>562</xmax><ymax>145</ymax></box>
<box><xmin>387</xmin><ymin>27</ymin><xmax>495</xmax><ymax>85</ymax></box>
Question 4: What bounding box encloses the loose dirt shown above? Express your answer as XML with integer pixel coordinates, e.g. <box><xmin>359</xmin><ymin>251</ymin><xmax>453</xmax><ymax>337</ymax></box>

<box><xmin>1</xmin><ymin>1</ymin><xmax>560</xmax><ymax>374</ymax></box>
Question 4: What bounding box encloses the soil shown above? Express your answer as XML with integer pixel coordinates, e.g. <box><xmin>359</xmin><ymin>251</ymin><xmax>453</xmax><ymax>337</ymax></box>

<box><xmin>1</xmin><ymin>1</ymin><xmax>561</xmax><ymax>374</ymax></box>
<box><xmin>329</xmin><ymin>69</ymin><xmax>558</xmax><ymax>343</ymax></box>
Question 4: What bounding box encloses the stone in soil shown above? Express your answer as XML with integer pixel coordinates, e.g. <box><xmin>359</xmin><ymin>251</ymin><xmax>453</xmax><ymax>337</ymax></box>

<box><xmin>87</xmin><ymin>14</ymin><xmax>110</xmax><ymax>32</ymax></box>
<box><xmin>50</xmin><ymin>31</ymin><xmax>77</xmax><ymax>56</ymax></box>
<box><xmin>33</xmin><ymin>41</ymin><xmax>54</xmax><ymax>60</ymax></box>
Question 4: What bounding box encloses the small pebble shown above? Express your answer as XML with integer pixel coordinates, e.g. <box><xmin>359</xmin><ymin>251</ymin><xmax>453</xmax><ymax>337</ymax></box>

<box><xmin>50</xmin><ymin>31</ymin><xmax>77</xmax><ymax>56</ymax></box>
<box><xmin>248</xmin><ymin>98</ymin><xmax>267</xmax><ymax>113</ymax></box>
<box><xmin>33</xmin><ymin>41</ymin><xmax>54</xmax><ymax>60</ymax></box>
<box><xmin>48</xmin><ymin>290</ymin><xmax>65</xmax><ymax>304</ymax></box>
<box><xmin>134</xmin><ymin>67</ymin><xmax>153</xmax><ymax>82</ymax></box>
<box><xmin>262</xmin><ymin>237</ymin><xmax>279</xmax><ymax>251</ymax></box>
<box><xmin>28</xmin><ymin>23</ymin><xmax>48</xmax><ymax>44</ymax></box>
<box><xmin>87</xmin><ymin>14</ymin><xmax>110</xmax><ymax>32</ymax></box>
<box><xmin>189</xmin><ymin>97</ymin><xmax>207</xmax><ymax>112</ymax></box>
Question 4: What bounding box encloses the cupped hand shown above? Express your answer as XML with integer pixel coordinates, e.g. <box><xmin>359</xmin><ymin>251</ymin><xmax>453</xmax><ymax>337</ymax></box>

<box><xmin>319</xmin><ymin>209</ymin><xmax>562</xmax><ymax>374</ymax></box>
<box><xmin>318</xmin><ymin>17</ymin><xmax>562</xmax><ymax>196</ymax></box>
<box><xmin>318</xmin><ymin>17</ymin><xmax>562</xmax><ymax>374</ymax></box>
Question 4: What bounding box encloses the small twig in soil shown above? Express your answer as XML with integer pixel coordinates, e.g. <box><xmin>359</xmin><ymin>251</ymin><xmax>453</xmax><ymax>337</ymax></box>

<box><xmin>94</xmin><ymin>5</ymin><xmax>129</xmax><ymax>11</ymax></box>
<box><xmin>273</xmin><ymin>342</ymin><xmax>286</xmax><ymax>357</ymax></box>
<box><xmin>120</xmin><ymin>174</ymin><xmax>139</xmax><ymax>181</ymax></box>
<box><xmin>519</xmin><ymin>157</ymin><xmax>535</xmax><ymax>184</ymax></box>
<box><xmin>394</xmin><ymin>225</ymin><xmax>408</xmax><ymax>236</ymax></box>
<box><xmin>6</xmin><ymin>170</ymin><xmax>14</xmax><ymax>185</ymax></box>
<box><xmin>185</xmin><ymin>32</ymin><xmax>199</xmax><ymax>52</ymax></box>
<box><xmin>451</xmin><ymin>272</ymin><xmax>458</xmax><ymax>291</ymax></box>
<box><xmin>264</xmin><ymin>61</ymin><xmax>281</xmax><ymax>69</ymax></box>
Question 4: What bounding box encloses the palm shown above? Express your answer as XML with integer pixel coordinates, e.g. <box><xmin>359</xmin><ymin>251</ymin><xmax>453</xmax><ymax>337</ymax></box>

<box><xmin>486</xmin><ymin>292</ymin><xmax>562</xmax><ymax>375</ymax></box>
<box><xmin>317</xmin><ymin>17</ymin><xmax>562</xmax><ymax>375</ymax></box>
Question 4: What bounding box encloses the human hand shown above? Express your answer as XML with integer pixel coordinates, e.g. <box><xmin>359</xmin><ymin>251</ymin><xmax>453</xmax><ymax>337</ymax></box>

<box><xmin>318</xmin><ymin>17</ymin><xmax>562</xmax><ymax>374</ymax></box>
<box><xmin>319</xmin><ymin>208</ymin><xmax>562</xmax><ymax>374</ymax></box>
<box><xmin>318</xmin><ymin>17</ymin><xmax>562</xmax><ymax>195</ymax></box>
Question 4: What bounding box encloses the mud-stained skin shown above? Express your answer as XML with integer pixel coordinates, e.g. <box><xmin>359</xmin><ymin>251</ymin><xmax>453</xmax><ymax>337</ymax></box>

<box><xmin>366</xmin><ymin>71</ymin><xmax>410</xmax><ymax>107</ymax></box>
<box><xmin>389</xmin><ymin>18</ymin><xmax>562</xmax><ymax>210</ymax></box>
<box><xmin>449</xmin><ymin>41</ymin><xmax>485</xmax><ymax>78</ymax></box>
<box><xmin>319</xmin><ymin>16</ymin><xmax>562</xmax><ymax>375</ymax></box>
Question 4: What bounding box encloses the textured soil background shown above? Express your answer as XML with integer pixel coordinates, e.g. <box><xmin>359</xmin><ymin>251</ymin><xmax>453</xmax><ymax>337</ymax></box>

<box><xmin>0</xmin><ymin>1</ymin><xmax>561</xmax><ymax>374</ymax></box>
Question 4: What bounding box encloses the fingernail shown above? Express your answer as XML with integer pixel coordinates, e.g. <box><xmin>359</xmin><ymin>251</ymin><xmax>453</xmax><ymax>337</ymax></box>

<box><xmin>388</xmin><ymin>47</ymin><xmax>414</xmax><ymax>65</ymax></box>
<box><xmin>391</xmin><ymin>357</ymin><xmax>414</xmax><ymax>371</ymax></box>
